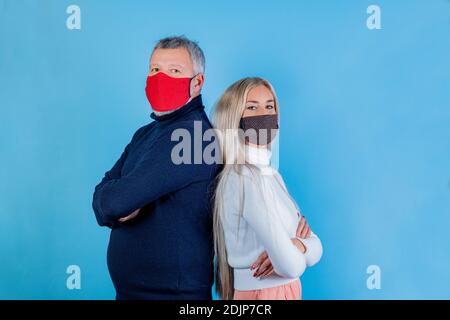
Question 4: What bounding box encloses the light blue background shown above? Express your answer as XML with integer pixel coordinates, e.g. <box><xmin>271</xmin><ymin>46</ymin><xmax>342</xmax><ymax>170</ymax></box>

<box><xmin>0</xmin><ymin>0</ymin><xmax>449</xmax><ymax>299</ymax></box>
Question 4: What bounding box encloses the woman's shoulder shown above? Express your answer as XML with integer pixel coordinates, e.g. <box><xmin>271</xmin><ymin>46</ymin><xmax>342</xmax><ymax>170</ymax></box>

<box><xmin>225</xmin><ymin>165</ymin><xmax>261</xmax><ymax>182</ymax></box>
<box><xmin>220</xmin><ymin>166</ymin><xmax>251</xmax><ymax>195</ymax></box>
<box><xmin>226</xmin><ymin>164</ymin><xmax>280</xmax><ymax>180</ymax></box>
<box><xmin>222</xmin><ymin>165</ymin><xmax>276</xmax><ymax>196</ymax></box>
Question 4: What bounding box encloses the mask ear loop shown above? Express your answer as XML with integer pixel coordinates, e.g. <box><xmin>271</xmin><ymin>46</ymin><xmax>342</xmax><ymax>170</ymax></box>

<box><xmin>275</xmin><ymin>102</ymin><xmax>280</xmax><ymax>129</ymax></box>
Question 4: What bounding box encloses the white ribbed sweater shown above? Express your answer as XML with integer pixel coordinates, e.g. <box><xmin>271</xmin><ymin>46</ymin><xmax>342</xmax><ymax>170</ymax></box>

<box><xmin>222</xmin><ymin>144</ymin><xmax>323</xmax><ymax>290</ymax></box>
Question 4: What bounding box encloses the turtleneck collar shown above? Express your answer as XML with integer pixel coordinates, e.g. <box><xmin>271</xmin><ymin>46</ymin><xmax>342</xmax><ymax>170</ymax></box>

<box><xmin>150</xmin><ymin>95</ymin><xmax>204</xmax><ymax>122</ymax></box>
<box><xmin>245</xmin><ymin>144</ymin><xmax>272</xmax><ymax>166</ymax></box>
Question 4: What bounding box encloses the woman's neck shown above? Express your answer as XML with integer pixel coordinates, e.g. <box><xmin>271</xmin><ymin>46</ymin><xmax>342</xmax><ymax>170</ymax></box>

<box><xmin>245</xmin><ymin>143</ymin><xmax>272</xmax><ymax>166</ymax></box>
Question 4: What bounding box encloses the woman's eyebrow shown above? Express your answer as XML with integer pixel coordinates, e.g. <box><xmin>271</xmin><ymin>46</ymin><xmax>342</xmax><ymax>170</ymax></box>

<box><xmin>266</xmin><ymin>99</ymin><xmax>274</xmax><ymax>103</ymax></box>
<box><xmin>246</xmin><ymin>100</ymin><xmax>260</xmax><ymax>104</ymax></box>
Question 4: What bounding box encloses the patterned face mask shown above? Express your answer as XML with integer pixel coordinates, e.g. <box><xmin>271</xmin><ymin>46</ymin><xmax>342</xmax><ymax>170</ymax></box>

<box><xmin>239</xmin><ymin>114</ymin><xmax>279</xmax><ymax>145</ymax></box>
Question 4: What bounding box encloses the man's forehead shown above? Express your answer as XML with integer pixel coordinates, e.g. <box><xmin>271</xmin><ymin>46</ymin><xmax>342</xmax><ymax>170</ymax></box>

<box><xmin>150</xmin><ymin>48</ymin><xmax>191</xmax><ymax>65</ymax></box>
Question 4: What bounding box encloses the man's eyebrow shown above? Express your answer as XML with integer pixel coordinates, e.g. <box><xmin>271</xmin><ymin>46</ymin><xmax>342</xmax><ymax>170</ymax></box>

<box><xmin>168</xmin><ymin>63</ymin><xmax>185</xmax><ymax>68</ymax></box>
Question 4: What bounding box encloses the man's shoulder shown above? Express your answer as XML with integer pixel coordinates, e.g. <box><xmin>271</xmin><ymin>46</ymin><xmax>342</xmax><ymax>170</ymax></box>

<box><xmin>132</xmin><ymin>121</ymin><xmax>155</xmax><ymax>141</ymax></box>
<box><xmin>172</xmin><ymin>112</ymin><xmax>212</xmax><ymax>129</ymax></box>
<box><xmin>160</xmin><ymin>118</ymin><xmax>213</xmax><ymax>142</ymax></box>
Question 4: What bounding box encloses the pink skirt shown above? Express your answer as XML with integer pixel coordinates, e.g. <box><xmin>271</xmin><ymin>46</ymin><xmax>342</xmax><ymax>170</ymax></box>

<box><xmin>233</xmin><ymin>278</ymin><xmax>302</xmax><ymax>300</ymax></box>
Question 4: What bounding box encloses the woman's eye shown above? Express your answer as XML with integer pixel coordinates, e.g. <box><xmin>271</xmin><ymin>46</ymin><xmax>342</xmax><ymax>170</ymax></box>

<box><xmin>266</xmin><ymin>105</ymin><xmax>274</xmax><ymax>109</ymax></box>
<box><xmin>246</xmin><ymin>106</ymin><xmax>257</xmax><ymax>110</ymax></box>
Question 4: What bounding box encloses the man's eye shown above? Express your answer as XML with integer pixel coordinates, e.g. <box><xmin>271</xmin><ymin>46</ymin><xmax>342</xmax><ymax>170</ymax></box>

<box><xmin>170</xmin><ymin>69</ymin><xmax>180</xmax><ymax>73</ymax></box>
<box><xmin>151</xmin><ymin>67</ymin><xmax>159</xmax><ymax>73</ymax></box>
<box><xmin>246</xmin><ymin>106</ymin><xmax>257</xmax><ymax>110</ymax></box>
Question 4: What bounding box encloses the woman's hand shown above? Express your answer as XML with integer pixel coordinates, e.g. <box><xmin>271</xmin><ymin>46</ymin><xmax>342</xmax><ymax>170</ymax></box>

<box><xmin>119</xmin><ymin>208</ymin><xmax>141</xmax><ymax>223</ymax></box>
<box><xmin>293</xmin><ymin>215</ymin><xmax>312</xmax><ymax>254</ymax></box>
<box><xmin>252</xmin><ymin>237</ymin><xmax>306</xmax><ymax>278</ymax></box>
<box><xmin>251</xmin><ymin>251</ymin><xmax>274</xmax><ymax>278</ymax></box>
<box><xmin>296</xmin><ymin>216</ymin><xmax>311</xmax><ymax>239</ymax></box>
<box><xmin>251</xmin><ymin>216</ymin><xmax>313</xmax><ymax>278</ymax></box>
<box><xmin>291</xmin><ymin>238</ymin><xmax>307</xmax><ymax>254</ymax></box>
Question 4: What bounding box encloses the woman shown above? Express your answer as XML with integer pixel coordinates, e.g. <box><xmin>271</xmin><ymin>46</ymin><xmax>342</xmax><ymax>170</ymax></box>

<box><xmin>212</xmin><ymin>77</ymin><xmax>323</xmax><ymax>300</ymax></box>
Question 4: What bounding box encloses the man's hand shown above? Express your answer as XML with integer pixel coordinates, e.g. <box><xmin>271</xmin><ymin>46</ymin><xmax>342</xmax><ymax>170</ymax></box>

<box><xmin>119</xmin><ymin>208</ymin><xmax>141</xmax><ymax>223</ymax></box>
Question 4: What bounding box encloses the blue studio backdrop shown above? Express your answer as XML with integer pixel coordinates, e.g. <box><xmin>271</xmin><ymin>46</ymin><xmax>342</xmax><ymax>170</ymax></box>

<box><xmin>0</xmin><ymin>0</ymin><xmax>449</xmax><ymax>299</ymax></box>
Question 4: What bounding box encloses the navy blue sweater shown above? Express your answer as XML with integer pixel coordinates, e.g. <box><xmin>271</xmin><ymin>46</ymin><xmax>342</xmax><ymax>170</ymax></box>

<box><xmin>92</xmin><ymin>95</ymin><xmax>220</xmax><ymax>299</ymax></box>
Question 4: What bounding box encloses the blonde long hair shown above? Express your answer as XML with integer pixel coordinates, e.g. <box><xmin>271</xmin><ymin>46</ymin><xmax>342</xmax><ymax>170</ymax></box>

<box><xmin>211</xmin><ymin>77</ymin><xmax>280</xmax><ymax>300</ymax></box>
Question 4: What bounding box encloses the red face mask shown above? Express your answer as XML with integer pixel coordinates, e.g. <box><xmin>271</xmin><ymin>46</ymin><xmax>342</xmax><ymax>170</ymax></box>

<box><xmin>145</xmin><ymin>72</ymin><xmax>193</xmax><ymax>112</ymax></box>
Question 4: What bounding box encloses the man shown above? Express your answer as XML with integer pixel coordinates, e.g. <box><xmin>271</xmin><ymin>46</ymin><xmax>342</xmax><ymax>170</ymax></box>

<box><xmin>92</xmin><ymin>36</ymin><xmax>220</xmax><ymax>299</ymax></box>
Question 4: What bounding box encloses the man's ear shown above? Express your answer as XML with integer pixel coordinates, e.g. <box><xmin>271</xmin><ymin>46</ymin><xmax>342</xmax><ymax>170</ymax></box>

<box><xmin>191</xmin><ymin>73</ymin><xmax>205</xmax><ymax>96</ymax></box>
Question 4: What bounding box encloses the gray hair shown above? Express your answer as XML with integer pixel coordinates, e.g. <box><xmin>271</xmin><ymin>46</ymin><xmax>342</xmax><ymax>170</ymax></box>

<box><xmin>153</xmin><ymin>35</ymin><xmax>205</xmax><ymax>74</ymax></box>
